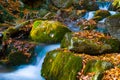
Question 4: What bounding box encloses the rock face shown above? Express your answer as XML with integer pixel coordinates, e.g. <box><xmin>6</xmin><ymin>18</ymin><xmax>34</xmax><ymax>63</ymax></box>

<box><xmin>61</xmin><ymin>30</ymin><xmax>120</xmax><ymax>55</ymax></box>
<box><xmin>105</xmin><ymin>13</ymin><xmax>120</xmax><ymax>40</ymax></box>
<box><xmin>30</xmin><ymin>20</ymin><xmax>71</xmax><ymax>43</ymax></box>
<box><xmin>41</xmin><ymin>49</ymin><xmax>83</xmax><ymax>80</ymax></box>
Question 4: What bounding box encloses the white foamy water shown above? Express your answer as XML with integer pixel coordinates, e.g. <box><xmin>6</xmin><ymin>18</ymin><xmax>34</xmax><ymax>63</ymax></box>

<box><xmin>0</xmin><ymin>44</ymin><xmax>60</xmax><ymax>80</ymax></box>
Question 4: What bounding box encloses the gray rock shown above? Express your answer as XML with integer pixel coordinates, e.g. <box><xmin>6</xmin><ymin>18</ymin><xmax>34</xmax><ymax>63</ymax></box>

<box><xmin>105</xmin><ymin>13</ymin><xmax>120</xmax><ymax>40</ymax></box>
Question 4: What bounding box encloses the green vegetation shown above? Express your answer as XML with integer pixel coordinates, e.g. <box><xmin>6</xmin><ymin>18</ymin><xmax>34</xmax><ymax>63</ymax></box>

<box><xmin>30</xmin><ymin>20</ymin><xmax>71</xmax><ymax>43</ymax></box>
<box><xmin>94</xmin><ymin>10</ymin><xmax>111</xmax><ymax>21</ymax></box>
<box><xmin>61</xmin><ymin>31</ymin><xmax>120</xmax><ymax>55</ymax></box>
<box><xmin>41</xmin><ymin>49</ymin><xmax>83</xmax><ymax>80</ymax></box>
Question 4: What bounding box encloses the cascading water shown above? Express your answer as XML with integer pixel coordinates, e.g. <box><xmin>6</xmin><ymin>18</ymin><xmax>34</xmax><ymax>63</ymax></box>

<box><xmin>0</xmin><ymin>1</ymin><xmax>118</xmax><ymax>80</ymax></box>
<box><xmin>0</xmin><ymin>44</ymin><xmax>60</xmax><ymax>80</ymax></box>
<box><xmin>96</xmin><ymin>1</ymin><xmax>112</xmax><ymax>10</ymax></box>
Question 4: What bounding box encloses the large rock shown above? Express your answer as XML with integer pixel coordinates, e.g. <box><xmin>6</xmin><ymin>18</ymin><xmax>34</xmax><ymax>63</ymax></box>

<box><xmin>93</xmin><ymin>10</ymin><xmax>111</xmax><ymax>21</ymax></box>
<box><xmin>105</xmin><ymin>13</ymin><xmax>120</xmax><ymax>40</ymax></box>
<box><xmin>41</xmin><ymin>49</ymin><xmax>83</xmax><ymax>80</ymax></box>
<box><xmin>61</xmin><ymin>30</ymin><xmax>120</xmax><ymax>55</ymax></box>
<box><xmin>0</xmin><ymin>39</ymin><xmax>36</xmax><ymax>66</ymax></box>
<box><xmin>112</xmin><ymin>0</ymin><xmax>120</xmax><ymax>11</ymax></box>
<box><xmin>30</xmin><ymin>20</ymin><xmax>71</xmax><ymax>43</ymax></box>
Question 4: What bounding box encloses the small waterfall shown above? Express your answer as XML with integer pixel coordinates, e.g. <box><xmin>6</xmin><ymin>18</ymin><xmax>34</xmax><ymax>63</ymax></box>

<box><xmin>96</xmin><ymin>1</ymin><xmax>111</xmax><ymax>10</ymax></box>
<box><xmin>0</xmin><ymin>44</ymin><xmax>60</xmax><ymax>80</ymax></box>
<box><xmin>83</xmin><ymin>11</ymin><xmax>95</xmax><ymax>20</ymax></box>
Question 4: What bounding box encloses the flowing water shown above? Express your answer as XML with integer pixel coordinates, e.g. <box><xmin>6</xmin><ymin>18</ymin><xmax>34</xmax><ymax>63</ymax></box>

<box><xmin>0</xmin><ymin>1</ymin><xmax>118</xmax><ymax>80</ymax></box>
<box><xmin>0</xmin><ymin>44</ymin><xmax>60</xmax><ymax>80</ymax></box>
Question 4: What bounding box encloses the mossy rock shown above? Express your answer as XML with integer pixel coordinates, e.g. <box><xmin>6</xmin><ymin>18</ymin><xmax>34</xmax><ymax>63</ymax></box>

<box><xmin>61</xmin><ymin>31</ymin><xmax>120</xmax><ymax>55</ymax></box>
<box><xmin>0</xmin><ymin>39</ymin><xmax>36</xmax><ymax>66</ymax></box>
<box><xmin>7</xmin><ymin>52</ymin><xmax>29</xmax><ymax>66</ymax></box>
<box><xmin>30</xmin><ymin>20</ymin><xmax>71</xmax><ymax>43</ymax></box>
<box><xmin>105</xmin><ymin>13</ymin><xmax>120</xmax><ymax>27</ymax></box>
<box><xmin>83</xmin><ymin>60</ymin><xmax>113</xmax><ymax>80</ymax></box>
<box><xmin>83</xmin><ymin>60</ymin><xmax>114</xmax><ymax>75</ymax></box>
<box><xmin>92</xmin><ymin>72</ymin><xmax>103</xmax><ymax>80</ymax></box>
<box><xmin>105</xmin><ymin>13</ymin><xmax>120</xmax><ymax>40</ymax></box>
<box><xmin>94</xmin><ymin>10</ymin><xmax>111</xmax><ymax>21</ymax></box>
<box><xmin>41</xmin><ymin>49</ymin><xmax>83</xmax><ymax>80</ymax></box>
<box><xmin>112</xmin><ymin>0</ymin><xmax>120</xmax><ymax>11</ymax></box>
<box><xmin>91</xmin><ymin>16</ymin><xmax>103</xmax><ymax>22</ymax></box>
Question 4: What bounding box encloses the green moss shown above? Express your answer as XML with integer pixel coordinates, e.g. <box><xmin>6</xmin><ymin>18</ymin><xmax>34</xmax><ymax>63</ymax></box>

<box><xmin>41</xmin><ymin>49</ymin><xmax>83</xmax><ymax>80</ymax></box>
<box><xmin>61</xmin><ymin>32</ymin><xmax>72</xmax><ymax>48</ymax></box>
<box><xmin>112</xmin><ymin>0</ymin><xmax>120</xmax><ymax>9</ymax></box>
<box><xmin>8</xmin><ymin>52</ymin><xmax>28</xmax><ymax>66</ymax></box>
<box><xmin>92</xmin><ymin>72</ymin><xmax>103</xmax><ymax>80</ymax></box>
<box><xmin>105</xmin><ymin>38</ymin><xmax>120</xmax><ymax>52</ymax></box>
<box><xmin>92</xmin><ymin>16</ymin><xmax>103</xmax><ymax>22</ymax></box>
<box><xmin>30</xmin><ymin>20</ymin><xmax>71</xmax><ymax>43</ymax></box>
<box><xmin>94</xmin><ymin>10</ymin><xmax>111</xmax><ymax>21</ymax></box>
<box><xmin>61</xmin><ymin>32</ymin><xmax>120</xmax><ymax>55</ymax></box>
<box><xmin>107</xmin><ymin>13</ymin><xmax>120</xmax><ymax>19</ymax></box>
<box><xmin>84</xmin><ymin>60</ymin><xmax>114</xmax><ymax>75</ymax></box>
<box><xmin>2</xmin><ymin>27</ymin><xmax>17</xmax><ymax>40</ymax></box>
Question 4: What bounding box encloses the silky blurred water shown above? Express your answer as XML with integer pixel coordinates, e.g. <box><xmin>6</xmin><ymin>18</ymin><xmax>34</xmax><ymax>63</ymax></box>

<box><xmin>0</xmin><ymin>44</ymin><xmax>60</xmax><ymax>80</ymax></box>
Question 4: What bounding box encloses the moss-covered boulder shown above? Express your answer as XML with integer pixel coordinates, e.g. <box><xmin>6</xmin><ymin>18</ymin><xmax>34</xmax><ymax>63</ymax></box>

<box><xmin>0</xmin><ymin>39</ymin><xmax>36</xmax><ymax>66</ymax></box>
<box><xmin>41</xmin><ymin>49</ymin><xmax>83</xmax><ymax>80</ymax></box>
<box><xmin>94</xmin><ymin>10</ymin><xmax>111</xmax><ymax>21</ymax></box>
<box><xmin>112</xmin><ymin>0</ymin><xmax>120</xmax><ymax>11</ymax></box>
<box><xmin>30</xmin><ymin>20</ymin><xmax>71</xmax><ymax>43</ymax></box>
<box><xmin>61</xmin><ymin>31</ymin><xmax>120</xmax><ymax>55</ymax></box>
<box><xmin>105</xmin><ymin>13</ymin><xmax>120</xmax><ymax>40</ymax></box>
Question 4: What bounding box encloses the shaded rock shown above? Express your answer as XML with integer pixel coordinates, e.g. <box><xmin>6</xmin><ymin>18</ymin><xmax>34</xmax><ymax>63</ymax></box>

<box><xmin>8</xmin><ymin>52</ymin><xmax>29</xmax><ymax>66</ymax></box>
<box><xmin>41</xmin><ymin>49</ymin><xmax>83</xmax><ymax>80</ymax></box>
<box><xmin>0</xmin><ymin>39</ymin><xmax>36</xmax><ymax>66</ymax></box>
<box><xmin>105</xmin><ymin>13</ymin><xmax>120</xmax><ymax>40</ymax></box>
<box><xmin>79</xmin><ymin>0</ymin><xmax>99</xmax><ymax>10</ymax></box>
<box><xmin>94</xmin><ymin>10</ymin><xmax>111</xmax><ymax>21</ymax></box>
<box><xmin>61</xmin><ymin>30</ymin><xmax>120</xmax><ymax>55</ymax></box>
<box><xmin>30</xmin><ymin>20</ymin><xmax>71</xmax><ymax>43</ymax></box>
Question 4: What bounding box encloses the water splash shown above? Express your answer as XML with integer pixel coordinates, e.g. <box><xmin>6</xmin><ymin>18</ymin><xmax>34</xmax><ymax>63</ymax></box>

<box><xmin>96</xmin><ymin>2</ymin><xmax>111</xmax><ymax>10</ymax></box>
<box><xmin>83</xmin><ymin>11</ymin><xmax>95</xmax><ymax>20</ymax></box>
<box><xmin>0</xmin><ymin>44</ymin><xmax>60</xmax><ymax>80</ymax></box>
